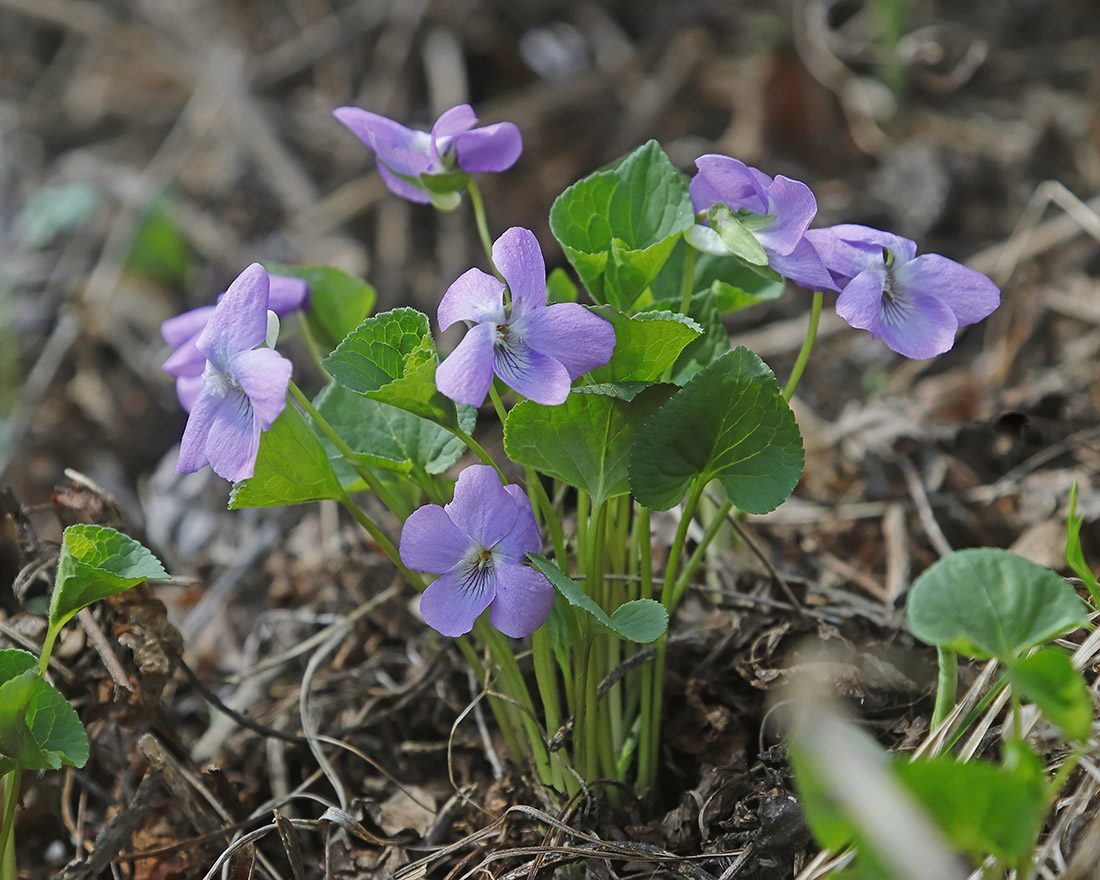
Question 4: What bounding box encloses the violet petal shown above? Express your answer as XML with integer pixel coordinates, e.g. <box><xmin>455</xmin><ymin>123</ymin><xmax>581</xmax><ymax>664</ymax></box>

<box><xmin>516</xmin><ymin>304</ymin><xmax>615</xmax><ymax>380</ymax></box>
<box><xmin>196</xmin><ymin>264</ymin><xmax>270</xmax><ymax>370</ymax></box>
<box><xmin>492</xmin><ymin>227</ymin><xmax>546</xmax><ymax>319</ymax></box>
<box><xmin>454</xmin><ymin>122</ymin><xmax>523</xmax><ymax>173</ymax></box>
<box><xmin>161</xmin><ymin>305</ymin><xmax>214</xmax><ymax>346</ymax></box>
<box><xmin>436</xmin><ymin>322</ymin><xmax>497</xmax><ymax>405</ymax></box>
<box><xmin>878</xmin><ymin>289</ymin><xmax>959</xmax><ymax>359</ymax></box>
<box><xmin>498</xmin><ymin>484</ymin><xmax>543</xmax><ymax>559</ymax></box>
<box><xmin>438</xmin><ymin>267</ymin><xmax>506</xmax><ymax>331</ymax></box>
<box><xmin>488</xmin><ymin>562</ymin><xmax>555</xmax><ymax>638</ymax></box>
<box><xmin>894</xmin><ymin>254</ymin><xmax>1000</xmax><ymax>327</ymax></box>
<box><xmin>444</xmin><ymin>465</ymin><xmax>518</xmax><ymax>549</ymax></box>
<box><xmin>835</xmin><ymin>270</ymin><xmax>889</xmax><ymax>334</ymax></box>
<box><xmin>267</xmin><ymin>275</ymin><xmax>310</xmax><ymax>314</ymax></box>
<box><xmin>229</xmin><ymin>347</ymin><xmax>292</xmax><ymax>431</ymax></box>
<box><xmin>400</xmin><ymin>504</ymin><xmax>473</xmax><ymax>573</ymax></box>
<box><xmin>493</xmin><ymin>337</ymin><xmax>573</xmax><ymax>405</ymax></box>
<box><xmin>204</xmin><ymin>389</ymin><xmax>262</xmax><ymax>482</ymax></box>
<box><xmin>419</xmin><ymin>568</ymin><xmax>495</xmax><ymax>638</ymax></box>
<box><xmin>175</xmin><ymin>380</ymin><xmax>225</xmax><ymax>474</ymax></box>
<box><xmin>754</xmin><ymin>175</ymin><xmax>817</xmax><ymax>256</ymax></box>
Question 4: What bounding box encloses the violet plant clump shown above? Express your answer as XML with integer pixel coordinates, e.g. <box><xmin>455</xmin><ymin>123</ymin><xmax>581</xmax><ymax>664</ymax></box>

<box><xmin>155</xmin><ymin>103</ymin><xmax>1007</xmax><ymax>803</ymax></box>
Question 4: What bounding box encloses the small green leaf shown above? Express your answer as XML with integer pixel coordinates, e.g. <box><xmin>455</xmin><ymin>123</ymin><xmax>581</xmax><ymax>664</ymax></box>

<box><xmin>893</xmin><ymin>752</ymin><xmax>1046</xmax><ymax>862</ymax></box>
<box><xmin>126</xmin><ymin>198</ymin><xmax>192</xmax><ymax>285</ymax></box>
<box><xmin>229</xmin><ymin>404</ymin><xmax>345</xmax><ymax>508</ymax></box>
<box><xmin>906</xmin><ymin>548</ymin><xmax>1089</xmax><ymax>662</ymax></box>
<box><xmin>528</xmin><ymin>555</ymin><xmax>668</xmax><ymax>643</ymax></box>
<box><xmin>0</xmin><ymin>651</ymin><xmax>88</xmax><ymax>773</ymax></box>
<box><xmin>647</xmin><ymin>238</ymin><xmax>786</xmax><ymax>314</ymax></box>
<box><xmin>582</xmin><ymin>307</ymin><xmax>701</xmax><ymax>385</ymax></box>
<box><xmin>505</xmin><ymin>385</ymin><xmax>675</xmax><ymax>508</ymax></box>
<box><xmin>49</xmin><ymin>525</ymin><xmax>169</xmax><ymax>633</ymax></box>
<box><xmin>709</xmin><ymin>204</ymin><xmax>769</xmax><ymax>266</ymax></box>
<box><xmin>549</xmin><ymin>141</ymin><xmax>694</xmax><ymax>310</ymax></box>
<box><xmin>264</xmin><ymin>263</ymin><xmax>376</xmax><ymax>355</ymax></box>
<box><xmin>629</xmin><ymin>346</ymin><xmax>804</xmax><ymax>513</ymax></box>
<box><xmin>16</xmin><ymin>182</ymin><xmax>101</xmax><ymax>249</ymax></box>
<box><xmin>1005</xmin><ymin>648</ymin><xmax>1092</xmax><ymax>741</ymax></box>
<box><xmin>1065</xmin><ymin>478</ymin><xmax>1099</xmax><ymax>604</ymax></box>
<box><xmin>546</xmin><ymin>268</ymin><xmax>578</xmax><ymax>304</ymax></box>
<box><xmin>314</xmin><ymin>381</ymin><xmax>475</xmax><ymax>475</ymax></box>
<box><xmin>322</xmin><ymin>308</ymin><xmax>461</xmax><ymax>430</ymax></box>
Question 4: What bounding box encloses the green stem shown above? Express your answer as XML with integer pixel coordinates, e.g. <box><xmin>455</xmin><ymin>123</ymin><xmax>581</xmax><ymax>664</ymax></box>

<box><xmin>678</xmin><ymin>244</ymin><xmax>697</xmax><ymax>315</ymax></box>
<box><xmin>531</xmin><ymin>628</ymin><xmax>570</xmax><ymax>793</ymax></box>
<box><xmin>466</xmin><ymin>181</ymin><xmax>499</xmax><ymax>279</ymax></box>
<box><xmin>662</xmin><ymin>478</ymin><xmax>706</xmax><ymax>614</ymax></box>
<box><xmin>37</xmin><ymin>623</ymin><xmax>61</xmax><ymax>677</ymax></box>
<box><xmin>336</xmin><ymin>496</ymin><xmax>425</xmax><ymax>593</ymax></box>
<box><xmin>454</xmin><ymin>636</ymin><xmax>525</xmax><ymax>762</ymax></box>
<box><xmin>0</xmin><ymin>770</ymin><xmax>19</xmax><ymax>880</ymax></box>
<box><xmin>671</xmin><ymin>499</ymin><xmax>734</xmax><ymax>609</ymax></box>
<box><xmin>782</xmin><ymin>289</ymin><xmax>823</xmax><ymax>403</ymax></box>
<box><xmin>930</xmin><ymin>647</ymin><xmax>958</xmax><ymax>732</ymax></box>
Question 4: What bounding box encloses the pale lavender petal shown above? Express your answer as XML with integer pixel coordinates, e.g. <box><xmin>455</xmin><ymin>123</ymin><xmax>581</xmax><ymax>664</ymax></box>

<box><xmin>438</xmin><ymin>268</ymin><xmax>506</xmax><ymax>330</ymax></box>
<box><xmin>204</xmin><ymin>388</ymin><xmax>261</xmax><ymax>482</ymax></box>
<box><xmin>515</xmin><ymin>304</ymin><xmax>615</xmax><ymax>379</ymax></box>
<box><xmin>377</xmin><ymin>163</ymin><xmax>430</xmax><ymax>203</ymax></box>
<box><xmin>688</xmin><ymin>171</ymin><xmax>723</xmax><ymax>214</ymax></box>
<box><xmin>229</xmin><ymin>347</ymin><xmax>292</xmax><ymax>430</ymax></box>
<box><xmin>692</xmin><ymin>154</ymin><xmax>769</xmax><ymax>215</ymax></box>
<box><xmin>498</xmin><ymin>485</ymin><xmax>543</xmax><ymax>559</ymax></box>
<box><xmin>488</xmin><ymin>563</ymin><xmax>555</xmax><ymax>638</ymax></box>
<box><xmin>333</xmin><ymin>107</ymin><xmax>432</xmax><ymax>178</ymax></box>
<box><xmin>267</xmin><ymin>275</ymin><xmax>310</xmax><ymax>314</ymax></box>
<box><xmin>161</xmin><ymin>305</ymin><xmax>213</xmax><ymax>346</ymax></box>
<box><xmin>444</xmin><ymin>465</ymin><xmax>518</xmax><ymax>549</ymax></box>
<box><xmin>768</xmin><ymin>237</ymin><xmax>841</xmax><ymax>292</ymax></box>
<box><xmin>175</xmin><ymin>381</ymin><xmax>225</xmax><ymax>473</ymax></box>
<box><xmin>430</xmin><ymin>104</ymin><xmax>477</xmax><ymax>164</ymax></box>
<box><xmin>454</xmin><ymin>123</ymin><xmax>523</xmax><ymax>173</ymax></box>
<box><xmin>878</xmin><ymin>290</ymin><xmax>959</xmax><ymax>359</ymax></box>
<box><xmin>419</xmin><ymin>568</ymin><xmax>495</xmax><ymax>637</ymax></box>
<box><xmin>196</xmin><ymin>264</ymin><xmax>270</xmax><ymax>370</ymax></box>
<box><xmin>162</xmin><ymin>337</ymin><xmax>207</xmax><ymax>378</ymax></box>
<box><xmin>755</xmin><ymin>175</ymin><xmax>817</xmax><ymax>256</ymax></box>
<box><xmin>400</xmin><ymin>504</ymin><xmax>471</xmax><ymax>573</ymax></box>
<box><xmin>492</xmin><ymin>227</ymin><xmax>546</xmax><ymax>319</ymax></box>
<box><xmin>894</xmin><ymin>254</ymin><xmax>1000</xmax><ymax>327</ymax></box>
<box><xmin>493</xmin><ymin>340</ymin><xmax>572</xmax><ymax>405</ymax></box>
<box><xmin>436</xmin><ymin>322</ymin><xmax>497</xmax><ymax>405</ymax></box>
<box><xmin>176</xmin><ymin>375</ymin><xmax>203</xmax><ymax>412</ymax></box>
<box><xmin>835</xmin><ymin>270</ymin><xmax>888</xmax><ymax>333</ymax></box>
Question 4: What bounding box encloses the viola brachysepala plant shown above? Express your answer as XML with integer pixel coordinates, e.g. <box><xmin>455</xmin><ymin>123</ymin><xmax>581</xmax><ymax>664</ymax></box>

<box><xmin>149</xmin><ymin>100</ymin><xmax>1011</xmax><ymax>808</ymax></box>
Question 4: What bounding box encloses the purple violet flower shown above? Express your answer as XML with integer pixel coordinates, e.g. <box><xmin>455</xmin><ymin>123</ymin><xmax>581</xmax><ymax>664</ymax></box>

<box><xmin>399</xmin><ymin>465</ymin><xmax>555</xmax><ymax>638</ymax></box>
<box><xmin>175</xmin><ymin>263</ymin><xmax>294</xmax><ymax>482</ymax></box>
<box><xmin>332</xmin><ymin>103</ymin><xmax>522</xmax><ymax>207</ymax></box>
<box><xmin>812</xmin><ymin>224</ymin><xmax>1000</xmax><ymax>359</ymax></box>
<box><xmin>436</xmin><ymin>226</ymin><xmax>615</xmax><ymax>406</ymax></box>
<box><xmin>162</xmin><ymin>274</ymin><xmax>308</xmax><ymax>411</ymax></box>
<box><xmin>687</xmin><ymin>154</ymin><xmax>837</xmax><ymax>291</ymax></box>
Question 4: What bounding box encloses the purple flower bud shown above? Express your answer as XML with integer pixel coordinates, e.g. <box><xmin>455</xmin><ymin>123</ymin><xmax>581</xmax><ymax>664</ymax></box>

<box><xmin>435</xmin><ymin>227</ymin><xmax>615</xmax><ymax>406</ymax></box>
<box><xmin>332</xmin><ymin>104</ymin><xmax>522</xmax><ymax>205</ymax></box>
<box><xmin>399</xmin><ymin>465</ymin><xmax>554</xmax><ymax>638</ymax></box>
<box><xmin>174</xmin><ymin>264</ymin><xmax>294</xmax><ymax>482</ymax></box>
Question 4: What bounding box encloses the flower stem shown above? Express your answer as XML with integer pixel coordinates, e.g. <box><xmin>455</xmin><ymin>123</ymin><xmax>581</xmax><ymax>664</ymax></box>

<box><xmin>0</xmin><ymin>770</ymin><xmax>19</xmax><ymax>880</ymax></box>
<box><xmin>678</xmin><ymin>244</ymin><xmax>697</xmax><ymax>315</ymax></box>
<box><xmin>466</xmin><ymin>180</ymin><xmax>500</xmax><ymax>280</ymax></box>
<box><xmin>782</xmin><ymin>289</ymin><xmax>823</xmax><ymax>403</ymax></box>
<box><xmin>930</xmin><ymin>647</ymin><xmax>958</xmax><ymax>732</ymax></box>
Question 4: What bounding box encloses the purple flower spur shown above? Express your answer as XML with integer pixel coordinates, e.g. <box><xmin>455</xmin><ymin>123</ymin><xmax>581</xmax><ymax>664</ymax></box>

<box><xmin>162</xmin><ymin>273</ymin><xmax>307</xmax><ymax>412</ymax></box>
<box><xmin>399</xmin><ymin>465</ymin><xmax>555</xmax><ymax>638</ymax></box>
<box><xmin>812</xmin><ymin>224</ymin><xmax>1001</xmax><ymax>359</ymax></box>
<box><xmin>174</xmin><ymin>263</ymin><xmax>294</xmax><ymax>482</ymax></box>
<box><xmin>332</xmin><ymin>103</ymin><xmax>522</xmax><ymax>207</ymax></box>
<box><xmin>435</xmin><ymin>226</ymin><xmax>615</xmax><ymax>406</ymax></box>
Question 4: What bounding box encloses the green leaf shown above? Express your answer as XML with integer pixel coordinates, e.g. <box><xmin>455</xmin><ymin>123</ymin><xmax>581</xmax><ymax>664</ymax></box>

<box><xmin>1005</xmin><ymin>648</ymin><xmax>1092</xmax><ymax>741</ymax></box>
<box><xmin>628</xmin><ymin>346</ymin><xmax>804</xmax><ymax>513</ymax></box>
<box><xmin>264</xmin><ymin>262</ymin><xmax>376</xmax><ymax>354</ymax></box>
<box><xmin>322</xmin><ymin>308</ymin><xmax>461</xmax><ymax>430</ymax></box>
<box><xmin>0</xmin><ymin>650</ymin><xmax>88</xmax><ymax>774</ymax></box>
<box><xmin>314</xmin><ymin>381</ymin><xmax>475</xmax><ymax>476</ymax></box>
<box><xmin>906</xmin><ymin>548</ymin><xmax>1089</xmax><ymax>662</ymax></box>
<box><xmin>126</xmin><ymin>198</ymin><xmax>192</xmax><ymax>285</ymax></box>
<box><xmin>582</xmin><ymin>307</ymin><xmax>701</xmax><ymax>386</ymax></box>
<box><xmin>16</xmin><ymin>182</ymin><xmax>101</xmax><ymax>249</ymax></box>
<box><xmin>1065</xmin><ymin>478</ymin><xmax>1099</xmax><ymax>603</ymax></box>
<box><xmin>662</xmin><ymin>287</ymin><xmax>731</xmax><ymax>384</ymax></box>
<box><xmin>49</xmin><ymin>525</ymin><xmax>169</xmax><ymax>633</ymax></box>
<box><xmin>505</xmin><ymin>385</ymin><xmax>676</xmax><ymax>508</ymax></box>
<box><xmin>549</xmin><ymin>141</ymin><xmax>694</xmax><ymax>310</ymax></box>
<box><xmin>709</xmin><ymin>204</ymin><xmax>769</xmax><ymax>266</ymax></box>
<box><xmin>893</xmin><ymin>753</ymin><xmax>1046</xmax><ymax>862</ymax></box>
<box><xmin>229</xmin><ymin>404</ymin><xmax>345</xmax><ymax>508</ymax></box>
<box><xmin>528</xmin><ymin>555</ymin><xmax>668</xmax><ymax>643</ymax></box>
<box><xmin>546</xmin><ymin>267</ymin><xmax>578</xmax><ymax>304</ymax></box>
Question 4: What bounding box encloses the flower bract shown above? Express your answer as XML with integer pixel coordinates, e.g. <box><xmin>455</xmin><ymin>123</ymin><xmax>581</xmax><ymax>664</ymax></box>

<box><xmin>332</xmin><ymin>103</ymin><xmax>522</xmax><ymax>207</ymax></box>
<box><xmin>174</xmin><ymin>263</ymin><xmax>294</xmax><ymax>482</ymax></box>
<box><xmin>435</xmin><ymin>226</ymin><xmax>615</xmax><ymax>406</ymax></box>
<box><xmin>687</xmin><ymin>153</ymin><xmax>837</xmax><ymax>291</ymax></box>
<box><xmin>816</xmin><ymin>224</ymin><xmax>1001</xmax><ymax>359</ymax></box>
<box><xmin>162</xmin><ymin>274</ymin><xmax>307</xmax><ymax>411</ymax></box>
<box><xmin>399</xmin><ymin>465</ymin><xmax>554</xmax><ymax>638</ymax></box>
